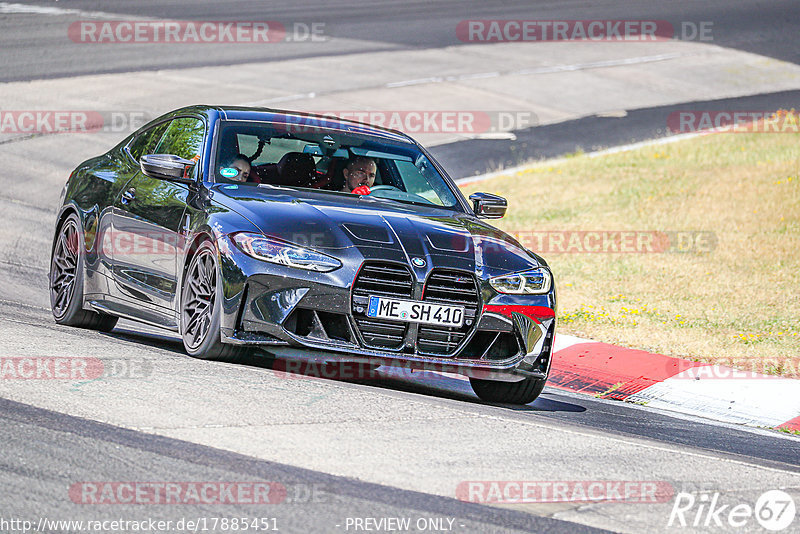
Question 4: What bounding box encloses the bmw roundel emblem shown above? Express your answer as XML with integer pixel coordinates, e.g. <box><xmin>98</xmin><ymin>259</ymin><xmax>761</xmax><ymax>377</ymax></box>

<box><xmin>411</xmin><ymin>257</ymin><xmax>426</xmax><ymax>268</ymax></box>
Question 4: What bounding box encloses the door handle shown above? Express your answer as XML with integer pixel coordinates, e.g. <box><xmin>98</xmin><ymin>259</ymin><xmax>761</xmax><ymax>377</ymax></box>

<box><xmin>121</xmin><ymin>188</ymin><xmax>136</xmax><ymax>204</ymax></box>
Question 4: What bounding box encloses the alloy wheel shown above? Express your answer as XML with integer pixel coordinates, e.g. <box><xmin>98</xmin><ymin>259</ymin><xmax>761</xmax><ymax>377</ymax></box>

<box><xmin>50</xmin><ymin>219</ymin><xmax>80</xmax><ymax>319</ymax></box>
<box><xmin>182</xmin><ymin>248</ymin><xmax>217</xmax><ymax>351</ymax></box>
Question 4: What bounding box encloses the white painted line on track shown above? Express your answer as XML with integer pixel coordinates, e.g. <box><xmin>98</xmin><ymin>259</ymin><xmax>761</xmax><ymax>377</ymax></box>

<box><xmin>368</xmin><ymin>362</ymin><xmax>800</xmax><ymax>458</ymax></box>
<box><xmin>240</xmin><ymin>92</ymin><xmax>318</xmax><ymax>107</ymax></box>
<box><xmin>455</xmin><ymin>108</ymin><xmax>790</xmax><ymax>186</ymax></box>
<box><xmin>553</xmin><ymin>333</ymin><xmax>596</xmax><ymax>352</ymax></box>
<box><xmin>455</xmin><ymin>131</ymin><xmax>707</xmax><ymax>185</ymax></box>
<box><xmin>550</xmin><ymin>385</ymin><xmax>800</xmax><ymax>443</ymax></box>
<box><xmin>386</xmin><ymin>52</ymin><xmax>692</xmax><ymax>88</ymax></box>
<box><xmin>628</xmin><ymin>370</ymin><xmax>800</xmax><ymax>428</ymax></box>
<box><xmin>238</xmin><ymin>52</ymin><xmax>700</xmax><ymax>110</ymax></box>
<box><xmin>0</xmin><ymin>2</ymin><xmax>144</xmax><ymax>20</ymax></box>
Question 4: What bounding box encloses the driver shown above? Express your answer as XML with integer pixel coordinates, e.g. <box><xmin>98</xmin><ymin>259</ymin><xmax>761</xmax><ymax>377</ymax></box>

<box><xmin>341</xmin><ymin>156</ymin><xmax>376</xmax><ymax>194</ymax></box>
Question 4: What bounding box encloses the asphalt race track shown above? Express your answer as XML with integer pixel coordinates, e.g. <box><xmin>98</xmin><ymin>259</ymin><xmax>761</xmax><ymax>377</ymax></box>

<box><xmin>4</xmin><ymin>0</ymin><xmax>800</xmax><ymax>81</ymax></box>
<box><xmin>0</xmin><ymin>1</ymin><xmax>799</xmax><ymax>533</ymax></box>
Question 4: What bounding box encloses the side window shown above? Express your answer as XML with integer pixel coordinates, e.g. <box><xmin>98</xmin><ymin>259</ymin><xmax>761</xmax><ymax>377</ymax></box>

<box><xmin>154</xmin><ymin>117</ymin><xmax>206</xmax><ymax>161</ymax></box>
<box><xmin>127</xmin><ymin>122</ymin><xmax>169</xmax><ymax>161</ymax></box>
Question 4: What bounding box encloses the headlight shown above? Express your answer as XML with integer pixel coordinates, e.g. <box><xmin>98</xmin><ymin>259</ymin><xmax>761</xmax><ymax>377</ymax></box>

<box><xmin>231</xmin><ymin>232</ymin><xmax>341</xmax><ymax>272</ymax></box>
<box><xmin>489</xmin><ymin>267</ymin><xmax>551</xmax><ymax>294</ymax></box>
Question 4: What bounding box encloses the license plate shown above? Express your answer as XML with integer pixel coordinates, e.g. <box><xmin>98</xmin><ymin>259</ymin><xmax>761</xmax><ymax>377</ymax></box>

<box><xmin>366</xmin><ymin>296</ymin><xmax>464</xmax><ymax>327</ymax></box>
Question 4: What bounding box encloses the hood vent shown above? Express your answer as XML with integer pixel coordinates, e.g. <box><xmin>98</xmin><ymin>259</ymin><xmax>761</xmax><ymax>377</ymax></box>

<box><xmin>342</xmin><ymin>223</ymin><xmax>393</xmax><ymax>244</ymax></box>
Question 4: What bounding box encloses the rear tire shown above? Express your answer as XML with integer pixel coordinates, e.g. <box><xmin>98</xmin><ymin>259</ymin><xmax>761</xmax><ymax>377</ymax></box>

<box><xmin>469</xmin><ymin>376</ymin><xmax>546</xmax><ymax>405</ymax></box>
<box><xmin>180</xmin><ymin>240</ymin><xmax>250</xmax><ymax>363</ymax></box>
<box><xmin>49</xmin><ymin>213</ymin><xmax>118</xmax><ymax>332</ymax></box>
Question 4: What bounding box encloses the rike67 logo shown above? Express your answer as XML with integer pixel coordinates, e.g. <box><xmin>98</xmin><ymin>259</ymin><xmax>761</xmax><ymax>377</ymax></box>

<box><xmin>669</xmin><ymin>490</ymin><xmax>796</xmax><ymax>531</ymax></box>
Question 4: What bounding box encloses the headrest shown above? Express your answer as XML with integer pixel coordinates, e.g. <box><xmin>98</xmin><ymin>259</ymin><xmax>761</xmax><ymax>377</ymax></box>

<box><xmin>277</xmin><ymin>152</ymin><xmax>315</xmax><ymax>187</ymax></box>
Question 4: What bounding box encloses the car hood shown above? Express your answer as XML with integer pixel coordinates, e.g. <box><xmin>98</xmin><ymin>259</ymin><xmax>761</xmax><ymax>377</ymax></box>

<box><xmin>212</xmin><ymin>184</ymin><xmax>542</xmax><ymax>276</ymax></box>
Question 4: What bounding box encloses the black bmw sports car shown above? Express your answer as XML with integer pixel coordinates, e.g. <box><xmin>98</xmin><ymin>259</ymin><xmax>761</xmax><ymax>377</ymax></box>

<box><xmin>50</xmin><ymin>106</ymin><xmax>556</xmax><ymax>404</ymax></box>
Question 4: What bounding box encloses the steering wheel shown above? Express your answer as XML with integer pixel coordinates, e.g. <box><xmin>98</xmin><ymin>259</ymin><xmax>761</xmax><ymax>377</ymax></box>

<box><xmin>369</xmin><ymin>185</ymin><xmax>401</xmax><ymax>192</ymax></box>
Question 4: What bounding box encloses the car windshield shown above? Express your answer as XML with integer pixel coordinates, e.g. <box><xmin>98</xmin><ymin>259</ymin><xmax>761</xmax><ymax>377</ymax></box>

<box><xmin>213</xmin><ymin>119</ymin><xmax>461</xmax><ymax>209</ymax></box>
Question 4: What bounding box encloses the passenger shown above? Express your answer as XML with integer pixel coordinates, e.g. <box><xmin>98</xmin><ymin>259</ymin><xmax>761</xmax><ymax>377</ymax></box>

<box><xmin>341</xmin><ymin>156</ymin><xmax>376</xmax><ymax>194</ymax></box>
<box><xmin>220</xmin><ymin>154</ymin><xmax>252</xmax><ymax>182</ymax></box>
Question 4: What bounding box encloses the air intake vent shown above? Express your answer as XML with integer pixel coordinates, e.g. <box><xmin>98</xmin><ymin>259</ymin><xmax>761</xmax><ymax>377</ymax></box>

<box><xmin>417</xmin><ymin>270</ymin><xmax>479</xmax><ymax>356</ymax></box>
<box><xmin>351</xmin><ymin>262</ymin><xmax>413</xmax><ymax>349</ymax></box>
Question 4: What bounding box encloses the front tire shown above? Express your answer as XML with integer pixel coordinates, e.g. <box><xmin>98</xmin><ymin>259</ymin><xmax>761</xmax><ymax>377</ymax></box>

<box><xmin>470</xmin><ymin>376</ymin><xmax>546</xmax><ymax>405</ymax></box>
<box><xmin>49</xmin><ymin>213</ymin><xmax>118</xmax><ymax>332</ymax></box>
<box><xmin>180</xmin><ymin>240</ymin><xmax>249</xmax><ymax>363</ymax></box>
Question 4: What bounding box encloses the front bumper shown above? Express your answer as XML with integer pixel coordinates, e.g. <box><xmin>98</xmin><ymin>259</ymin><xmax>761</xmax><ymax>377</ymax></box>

<box><xmin>217</xmin><ymin>238</ymin><xmax>556</xmax><ymax>382</ymax></box>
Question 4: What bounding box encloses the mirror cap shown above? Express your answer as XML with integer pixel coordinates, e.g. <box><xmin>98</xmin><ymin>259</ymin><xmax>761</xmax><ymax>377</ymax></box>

<box><xmin>469</xmin><ymin>192</ymin><xmax>507</xmax><ymax>219</ymax></box>
<box><xmin>141</xmin><ymin>154</ymin><xmax>196</xmax><ymax>183</ymax></box>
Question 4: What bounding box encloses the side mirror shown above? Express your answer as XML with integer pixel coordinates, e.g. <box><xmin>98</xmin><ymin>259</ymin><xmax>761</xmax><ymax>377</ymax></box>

<box><xmin>140</xmin><ymin>154</ymin><xmax>196</xmax><ymax>184</ymax></box>
<box><xmin>469</xmin><ymin>192</ymin><xmax>507</xmax><ymax>219</ymax></box>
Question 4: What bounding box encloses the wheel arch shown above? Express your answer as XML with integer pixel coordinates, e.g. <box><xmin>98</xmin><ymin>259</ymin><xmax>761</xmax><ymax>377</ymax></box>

<box><xmin>176</xmin><ymin>229</ymin><xmax>219</xmax><ymax>323</ymax></box>
<box><xmin>177</xmin><ymin>231</ymin><xmax>231</xmax><ymax>354</ymax></box>
<box><xmin>180</xmin><ymin>229</ymin><xmax>217</xmax><ymax>284</ymax></box>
